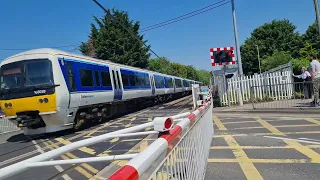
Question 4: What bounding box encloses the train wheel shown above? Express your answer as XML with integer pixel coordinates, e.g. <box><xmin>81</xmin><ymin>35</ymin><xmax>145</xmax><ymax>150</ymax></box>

<box><xmin>74</xmin><ymin>116</ymin><xmax>85</xmax><ymax>131</ymax></box>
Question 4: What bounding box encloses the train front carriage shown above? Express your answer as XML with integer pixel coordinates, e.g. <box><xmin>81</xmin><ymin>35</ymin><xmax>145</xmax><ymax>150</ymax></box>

<box><xmin>0</xmin><ymin>50</ymin><xmax>72</xmax><ymax>135</ymax></box>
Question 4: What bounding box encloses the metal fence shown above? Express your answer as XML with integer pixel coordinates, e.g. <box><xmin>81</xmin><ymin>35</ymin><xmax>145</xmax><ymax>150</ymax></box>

<box><xmin>213</xmin><ymin>62</ymin><xmax>294</xmax><ymax>106</ymax></box>
<box><xmin>0</xmin><ymin>117</ymin><xmax>20</xmax><ymax>134</ymax></box>
<box><xmin>251</xmin><ymin>81</ymin><xmax>315</xmax><ymax>109</ymax></box>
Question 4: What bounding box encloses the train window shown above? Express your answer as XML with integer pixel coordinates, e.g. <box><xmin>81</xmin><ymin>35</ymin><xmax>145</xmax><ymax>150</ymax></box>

<box><xmin>79</xmin><ymin>69</ymin><xmax>94</xmax><ymax>87</ymax></box>
<box><xmin>141</xmin><ymin>74</ymin><xmax>146</xmax><ymax>86</ymax></box>
<box><xmin>129</xmin><ymin>75</ymin><xmax>135</xmax><ymax>86</ymax></box>
<box><xmin>168</xmin><ymin>78</ymin><xmax>173</xmax><ymax>88</ymax></box>
<box><xmin>145</xmin><ymin>74</ymin><xmax>150</xmax><ymax>86</ymax></box>
<box><xmin>94</xmin><ymin>71</ymin><xmax>100</xmax><ymax>86</ymax></box>
<box><xmin>101</xmin><ymin>71</ymin><xmax>112</xmax><ymax>87</ymax></box>
<box><xmin>66</xmin><ymin>62</ymin><xmax>76</xmax><ymax>91</ymax></box>
<box><xmin>135</xmin><ymin>75</ymin><xmax>140</xmax><ymax>87</ymax></box>
<box><xmin>121</xmin><ymin>73</ymin><xmax>129</xmax><ymax>86</ymax></box>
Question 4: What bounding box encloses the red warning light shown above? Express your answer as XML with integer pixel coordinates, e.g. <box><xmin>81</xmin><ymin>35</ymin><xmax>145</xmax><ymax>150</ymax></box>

<box><xmin>164</xmin><ymin>118</ymin><xmax>173</xmax><ymax>129</ymax></box>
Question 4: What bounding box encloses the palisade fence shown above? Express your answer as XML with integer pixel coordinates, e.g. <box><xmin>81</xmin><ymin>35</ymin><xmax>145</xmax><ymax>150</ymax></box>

<box><xmin>213</xmin><ymin>62</ymin><xmax>294</xmax><ymax>106</ymax></box>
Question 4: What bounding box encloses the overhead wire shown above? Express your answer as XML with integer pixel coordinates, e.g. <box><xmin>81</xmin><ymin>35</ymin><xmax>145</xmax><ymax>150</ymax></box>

<box><xmin>0</xmin><ymin>0</ymin><xmax>229</xmax><ymax>54</ymax></box>
<box><xmin>140</xmin><ymin>0</ymin><xmax>229</xmax><ymax>31</ymax></box>
<box><xmin>139</xmin><ymin>0</ymin><xmax>231</xmax><ymax>33</ymax></box>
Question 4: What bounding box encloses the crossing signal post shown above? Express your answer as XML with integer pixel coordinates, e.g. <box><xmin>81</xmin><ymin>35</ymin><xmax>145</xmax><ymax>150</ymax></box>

<box><xmin>209</xmin><ymin>47</ymin><xmax>243</xmax><ymax>106</ymax></box>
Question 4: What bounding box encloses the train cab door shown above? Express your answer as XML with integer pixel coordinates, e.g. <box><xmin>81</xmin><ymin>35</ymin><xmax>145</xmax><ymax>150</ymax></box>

<box><xmin>63</xmin><ymin>60</ymin><xmax>79</xmax><ymax>108</ymax></box>
<box><xmin>111</xmin><ymin>67</ymin><xmax>122</xmax><ymax>101</ymax></box>
<box><xmin>173</xmin><ymin>78</ymin><xmax>176</xmax><ymax>93</ymax></box>
<box><xmin>151</xmin><ymin>75</ymin><xmax>155</xmax><ymax>96</ymax></box>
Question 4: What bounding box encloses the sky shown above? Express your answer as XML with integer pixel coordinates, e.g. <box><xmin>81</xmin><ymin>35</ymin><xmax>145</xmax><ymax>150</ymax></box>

<box><xmin>0</xmin><ymin>0</ymin><xmax>316</xmax><ymax>72</ymax></box>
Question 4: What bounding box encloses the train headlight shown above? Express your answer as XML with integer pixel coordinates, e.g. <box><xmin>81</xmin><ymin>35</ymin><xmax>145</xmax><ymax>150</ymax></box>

<box><xmin>38</xmin><ymin>99</ymin><xmax>43</xmax><ymax>103</ymax></box>
<box><xmin>153</xmin><ymin>117</ymin><xmax>174</xmax><ymax>132</ymax></box>
<box><xmin>43</xmin><ymin>98</ymin><xmax>49</xmax><ymax>103</ymax></box>
<box><xmin>4</xmin><ymin>103</ymin><xmax>12</xmax><ymax>108</ymax></box>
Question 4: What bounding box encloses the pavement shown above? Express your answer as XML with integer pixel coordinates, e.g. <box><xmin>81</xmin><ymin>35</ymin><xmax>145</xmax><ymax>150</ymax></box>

<box><xmin>205</xmin><ymin>111</ymin><xmax>320</xmax><ymax>180</ymax></box>
<box><xmin>0</xmin><ymin>95</ymin><xmax>193</xmax><ymax>180</ymax></box>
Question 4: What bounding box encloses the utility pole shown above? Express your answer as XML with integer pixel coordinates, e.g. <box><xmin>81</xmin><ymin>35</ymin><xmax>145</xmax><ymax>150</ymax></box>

<box><xmin>231</xmin><ymin>0</ymin><xmax>243</xmax><ymax>106</ymax></box>
<box><xmin>313</xmin><ymin>0</ymin><xmax>320</xmax><ymax>36</ymax></box>
<box><xmin>231</xmin><ymin>0</ymin><xmax>243</xmax><ymax>75</ymax></box>
<box><xmin>255</xmin><ymin>45</ymin><xmax>261</xmax><ymax>74</ymax></box>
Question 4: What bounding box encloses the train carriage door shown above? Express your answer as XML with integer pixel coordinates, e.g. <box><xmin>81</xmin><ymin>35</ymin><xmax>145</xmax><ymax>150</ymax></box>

<box><xmin>173</xmin><ymin>78</ymin><xmax>176</xmax><ymax>93</ymax></box>
<box><xmin>151</xmin><ymin>75</ymin><xmax>155</xmax><ymax>96</ymax></box>
<box><xmin>111</xmin><ymin>67</ymin><xmax>122</xmax><ymax>101</ymax></box>
<box><xmin>115</xmin><ymin>68</ymin><xmax>123</xmax><ymax>100</ymax></box>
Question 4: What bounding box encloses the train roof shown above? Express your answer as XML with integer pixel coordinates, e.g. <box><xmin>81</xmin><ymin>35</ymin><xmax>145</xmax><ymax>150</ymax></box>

<box><xmin>1</xmin><ymin>48</ymin><xmax>198</xmax><ymax>82</ymax></box>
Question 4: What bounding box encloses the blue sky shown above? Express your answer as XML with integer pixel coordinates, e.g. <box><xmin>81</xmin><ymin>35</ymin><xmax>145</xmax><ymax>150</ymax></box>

<box><xmin>0</xmin><ymin>0</ymin><xmax>316</xmax><ymax>71</ymax></box>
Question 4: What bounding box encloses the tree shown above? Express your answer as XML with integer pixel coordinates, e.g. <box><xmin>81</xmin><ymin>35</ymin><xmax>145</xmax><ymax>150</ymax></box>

<box><xmin>291</xmin><ymin>42</ymin><xmax>316</xmax><ymax>74</ymax></box>
<box><xmin>196</xmin><ymin>70</ymin><xmax>211</xmax><ymax>85</ymax></box>
<box><xmin>261</xmin><ymin>50</ymin><xmax>292</xmax><ymax>71</ymax></box>
<box><xmin>79</xmin><ymin>8</ymin><xmax>151</xmax><ymax>68</ymax></box>
<box><xmin>302</xmin><ymin>20</ymin><xmax>320</xmax><ymax>53</ymax></box>
<box><xmin>147</xmin><ymin>58</ymin><xmax>171</xmax><ymax>74</ymax></box>
<box><xmin>240</xmin><ymin>19</ymin><xmax>303</xmax><ymax>75</ymax></box>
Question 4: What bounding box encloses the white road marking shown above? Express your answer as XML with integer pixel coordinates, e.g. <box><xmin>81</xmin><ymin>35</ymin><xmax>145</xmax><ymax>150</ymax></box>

<box><xmin>32</xmin><ymin>140</ymin><xmax>72</xmax><ymax>180</ymax></box>
<box><xmin>263</xmin><ymin>136</ymin><xmax>320</xmax><ymax>145</ymax></box>
<box><xmin>299</xmin><ymin>138</ymin><xmax>320</xmax><ymax>142</ymax></box>
<box><xmin>158</xmin><ymin>107</ymin><xmax>164</xmax><ymax>109</ymax></box>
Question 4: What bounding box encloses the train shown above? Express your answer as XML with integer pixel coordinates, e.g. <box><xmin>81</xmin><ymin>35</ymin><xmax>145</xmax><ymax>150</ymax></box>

<box><xmin>0</xmin><ymin>48</ymin><xmax>203</xmax><ymax>135</ymax></box>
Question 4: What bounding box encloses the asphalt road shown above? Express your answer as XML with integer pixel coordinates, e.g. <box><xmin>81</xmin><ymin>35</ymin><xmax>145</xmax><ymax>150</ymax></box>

<box><xmin>0</xmin><ymin>96</ymin><xmax>193</xmax><ymax>180</ymax></box>
<box><xmin>205</xmin><ymin>112</ymin><xmax>320</xmax><ymax>180</ymax></box>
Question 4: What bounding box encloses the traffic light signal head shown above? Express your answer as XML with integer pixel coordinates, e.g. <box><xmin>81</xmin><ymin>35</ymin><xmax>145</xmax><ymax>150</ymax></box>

<box><xmin>210</xmin><ymin>47</ymin><xmax>236</xmax><ymax>67</ymax></box>
<box><xmin>213</xmin><ymin>50</ymin><xmax>233</xmax><ymax>63</ymax></box>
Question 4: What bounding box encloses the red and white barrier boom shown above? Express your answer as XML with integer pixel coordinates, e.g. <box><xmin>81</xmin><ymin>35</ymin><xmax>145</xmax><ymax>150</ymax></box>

<box><xmin>108</xmin><ymin>89</ymin><xmax>213</xmax><ymax>180</ymax></box>
<box><xmin>0</xmin><ymin>88</ymin><xmax>213</xmax><ymax>180</ymax></box>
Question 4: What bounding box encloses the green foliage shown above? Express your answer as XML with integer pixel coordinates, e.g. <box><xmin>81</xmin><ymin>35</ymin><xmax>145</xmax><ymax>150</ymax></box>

<box><xmin>261</xmin><ymin>50</ymin><xmax>292</xmax><ymax>71</ymax></box>
<box><xmin>79</xmin><ymin>8</ymin><xmax>151</xmax><ymax>68</ymax></box>
<box><xmin>302</xmin><ymin>20</ymin><xmax>320</xmax><ymax>53</ymax></box>
<box><xmin>299</xmin><ymin>42</ymin><xmax>317</xmax><ymax>59</ymax></box>
<box><xmin>147</xmin><ymin>58</ymin><xmax>211</xmax><ymax>85</ymax></box>
<box><xmin>240</xmin><ymin>19</ymin><xmax>303</xmax><ymax>75</ymax></box>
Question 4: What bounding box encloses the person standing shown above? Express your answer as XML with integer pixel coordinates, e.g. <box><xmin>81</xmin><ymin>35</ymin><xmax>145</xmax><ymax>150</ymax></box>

<box><xmin>309</xmin><ymin>55</ymin><xmax>320</xmax><ymax>106</ymax></box>
<box><xmin>293</xmin><ymin>66</ymin><xmax>312</xmax><ymax>98</ymax></box>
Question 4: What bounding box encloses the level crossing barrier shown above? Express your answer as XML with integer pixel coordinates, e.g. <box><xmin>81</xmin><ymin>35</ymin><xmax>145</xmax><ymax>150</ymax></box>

<box><xmin>0</xmin><ymin>88</ymin><xmax>213</xmax><ymax>180</ymax></box>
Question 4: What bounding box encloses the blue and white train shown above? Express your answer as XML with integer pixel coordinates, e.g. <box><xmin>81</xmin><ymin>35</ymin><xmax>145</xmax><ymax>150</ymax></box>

<box><xmin>0</xmin><ymin>48</ymin><xmax>203</xmax><ymax>135</ymax></box>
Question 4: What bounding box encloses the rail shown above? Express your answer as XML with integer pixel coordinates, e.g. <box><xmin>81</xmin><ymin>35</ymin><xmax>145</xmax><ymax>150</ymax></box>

<box><xmin>0</xmin><ymin>87</ymin><xmax>212</xmax><ymax>180</ymax></box>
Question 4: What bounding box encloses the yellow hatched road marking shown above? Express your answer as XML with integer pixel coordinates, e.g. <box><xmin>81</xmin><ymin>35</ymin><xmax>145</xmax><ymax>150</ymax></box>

<box><xmin>47</xmin><ymin>140</ymin><xmax>99</xmax><ymax>175</ymax></box>
<box><xmin>84</xmin><ymin>109</ymin><xmax>149</xmax><ymax>137</ymax></box>
<box><xmin>207</xmin><ymin>158</ymin><xmax>310</xmax><ymax>163</ymax></box>
<box><xmin>55</xmin><ymin>138</ymin><xmax>96</xmax><ymax>155</ymax></box>
<box><xmin>43</xmin><ymin>141</ymin><xmax>93</xmax><ymax>179</ymax></box>
<box><xmin>304</xmin><ymin>118</ymin><xmax>320</xmax><ymax>125</ymax></box>
<box><xmin>214</xmin><ymin>131</ymin><xmax>320</xmax><ymax>138</ymax></box>
<box><xmin>284</xmin><ymin>140</ymin><xmax>320</xmax><ymax>163</ymax></box>
<box><xmin>211</xmin><ymin>145</ymin><xmax>320</xmax><ymax>149</ymax></box>
<box><xmin>224</xmin><ymin>135</ymin><xmax>263</xmax><ymax>180</ymax></box>
<box><xmin>110</xmin><ymin>137</ymin><xmax>119</xmax><ymax>143</ymax></box>
<box><xmin>235</xmin><ymin>124</ymin><xmax>319</xmax><ymax>130</ymax></box>
<box><xmin>254</xmin><ymin>117</ymin><xmax>285</xmax><ymax>136</ymax></box>
<box><xmin>213</xmin><ymin>116</ymin><xmax>227</xmax><ymax>130</ymax></box>
<box><xmin>223</xmin><ymin>118</ymin><xmax>306</xmax><ymax>125</ymax></box>
<box><xmin>223</xmin><ymin>120</ymin><xmax>257</xmax><ymax>125</ymax></box>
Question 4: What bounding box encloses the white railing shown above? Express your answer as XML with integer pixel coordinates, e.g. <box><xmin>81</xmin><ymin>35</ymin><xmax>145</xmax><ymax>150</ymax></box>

<box><xmin>0</xmin><ymin>87</ymin><xmax>212</xmax><ymax>180</ymax></box>
<box><xmin>220</xmin><ymin>70</ymin><xmax>293</xmax><ymax>105</ymax></box>
<box><xmin>108</xmin><ymin>92</ymin><xmax>213</xmax><ymax>179</ymax></box>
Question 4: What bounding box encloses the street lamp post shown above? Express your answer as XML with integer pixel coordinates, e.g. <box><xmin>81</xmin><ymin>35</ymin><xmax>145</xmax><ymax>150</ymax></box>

<box><xmin>255</xmin><ymin>45</ymin><xmax>261</xmax><ymax>74</ymax></box>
